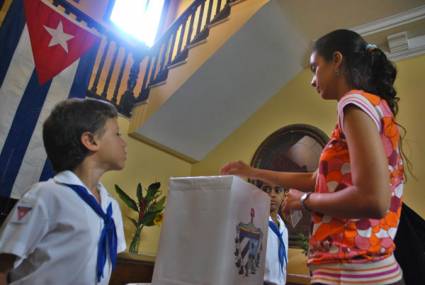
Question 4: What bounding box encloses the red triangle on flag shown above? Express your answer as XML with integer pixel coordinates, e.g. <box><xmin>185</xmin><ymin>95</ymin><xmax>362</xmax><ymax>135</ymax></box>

<box><xmin>24</xmin><ymin>0</ymin><xmax>101</xmax><ymax>84</ymax></box>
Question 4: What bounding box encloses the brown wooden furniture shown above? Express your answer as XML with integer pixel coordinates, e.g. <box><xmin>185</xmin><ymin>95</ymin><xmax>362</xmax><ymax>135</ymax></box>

<box><xmin>287</xmin><ymin>273</ymin><xmax>311</xmax><ymax>285</ymax></box>
<box><xmin>109</xmin><ymin>252</ymin><xmax>314</xmax><ymax>285</ymax></box>
<box><xmin>109</xmin><ymin>253</ymin><xmax>155</xmax><ymax>285</ymax></box>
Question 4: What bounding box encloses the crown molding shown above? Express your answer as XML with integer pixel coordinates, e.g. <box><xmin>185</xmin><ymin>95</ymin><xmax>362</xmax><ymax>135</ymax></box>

<box><xmin>351</xmin><ymin>5</ymin><xmax>425</xmax><ymax>61</ymax></box>
<box><xmin>353</xmin><ymin>5</ymin><xmax>425</xmax><ymax>36</ymax></box>
<box><xmin>388</xmin><ymin>34</ymin><xmax>425</xmax><ymax>61</ymax></box>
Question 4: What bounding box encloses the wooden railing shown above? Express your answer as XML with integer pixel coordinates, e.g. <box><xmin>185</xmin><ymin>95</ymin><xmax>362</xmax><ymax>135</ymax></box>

<box><xmin>52</xmin><ymin>0</ymin><xmax>238</xmax><ymax>117</ymax></box>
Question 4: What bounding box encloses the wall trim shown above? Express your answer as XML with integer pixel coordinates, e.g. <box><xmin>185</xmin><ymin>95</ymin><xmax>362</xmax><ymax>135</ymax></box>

<box><xmin>351</xmin><ymin>5</ymin><xmax>425</xmax><ymax>61</ymax></box>
<box><xmin>353</xmin><ymin>5</ymin><xmax>425</xmax><ymax>36</ymax></box>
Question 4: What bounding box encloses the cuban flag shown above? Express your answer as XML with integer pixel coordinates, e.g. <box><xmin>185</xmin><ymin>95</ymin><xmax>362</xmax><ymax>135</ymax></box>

<box><xmin>0</xmin><ymin>0</ymin><xmax>101</xmax><ymax>198</ymax></box>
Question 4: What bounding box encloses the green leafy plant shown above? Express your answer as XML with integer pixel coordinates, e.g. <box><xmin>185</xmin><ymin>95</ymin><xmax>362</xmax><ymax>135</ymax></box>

<box><xmin>297</xmin><ymin>233</ymin><xmax>309</xmax><ymax>256</ymax></box>
<box><xmin>115</xmin><ymin>181</ymin><xmax>166</xmax><ymax>254</ymax></box>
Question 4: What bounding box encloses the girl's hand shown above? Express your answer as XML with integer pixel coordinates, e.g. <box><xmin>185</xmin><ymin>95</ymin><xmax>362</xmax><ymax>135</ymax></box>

<box><xmin>220</xmin><ymin>160</ymin><xmax>255</xmax><ymax>178</ymax></box>
<box><xmin>281</xmin><ymin>188</ymin><xmax>304</xmax><ymax>213</ymax></box>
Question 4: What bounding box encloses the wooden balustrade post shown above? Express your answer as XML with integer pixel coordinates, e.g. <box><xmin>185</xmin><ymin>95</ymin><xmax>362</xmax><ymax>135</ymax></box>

<box><xmin>119</xmin><ymin>51</ymin><xmax>144</xmax><ymax>117</ymax></box>
<box><xmin>101</xmin><ymin>41</ymin><xmax>120</xmax><ymax>99</ymax></box>
<box><xmin>89</xmin><ymin>38</ymin><xmax>110</xmax><ymax>96</ymax></box>
<box><xmin>206</xmin><ymin>0</ymin><xmax>214</xmax><ymax>24</ymax></box>
<box><xmin>196</xmin><ymin>1</ymin><xmax>206</xmax><ymax>35</ymax></box>
<box><xmin>216</xmin><ymin>0</ymin><xmax>222</xmax><ymax>15</ymax></box>
<box><xmin>167</xmin><ymin>31</ymin><xmax>177</xmax><ymax>65</ymax></box>
<box><xmin>186</xmin><ymin>6</ymin><xmax>196</xmax><ymax>46</ymax></box>
<box><xmin>111</xmin><ymin>49</ymin><xmax>128</xmax><ymax>105</ymax></box>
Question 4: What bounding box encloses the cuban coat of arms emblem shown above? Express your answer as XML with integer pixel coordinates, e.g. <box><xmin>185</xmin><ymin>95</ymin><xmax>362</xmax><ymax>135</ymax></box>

<box><xmin>234</xmin><ymin>208</ymin><xmax>264</xmax><ymax>276</ymax></box>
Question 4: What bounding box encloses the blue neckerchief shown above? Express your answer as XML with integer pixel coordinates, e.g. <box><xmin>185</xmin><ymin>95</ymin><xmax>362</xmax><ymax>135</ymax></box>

<box><xmin>268</xmin><ymin>220</ymin><xmax>287</xmax><ymax>272</ymax></box>
<box><xmin>63</xmin><ymin>183</ymin><xmax>117</xmax><ymax>282</ymax></box>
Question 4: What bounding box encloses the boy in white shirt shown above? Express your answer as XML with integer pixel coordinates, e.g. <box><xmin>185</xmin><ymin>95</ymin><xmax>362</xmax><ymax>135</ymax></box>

<box><xmin>260</xmin><ymin>182</ymin><xmax>289</xmax><ymax>285</ymax></box>
<box><xmin>0</xmin><ymin>98</ymin><xmax>127</xmax><ymax>285</ymax></box>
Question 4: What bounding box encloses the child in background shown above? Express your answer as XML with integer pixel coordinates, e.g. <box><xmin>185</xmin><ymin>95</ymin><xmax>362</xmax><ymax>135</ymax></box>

<box><xmin>0</xmin><ymin>98</ymin><xmax>127</xmax><ymax>285</ymax></box>
<box><xmin>259</xmin><ymin>181</ymin><xmax>288</xmax><ymax>285</ymax></box>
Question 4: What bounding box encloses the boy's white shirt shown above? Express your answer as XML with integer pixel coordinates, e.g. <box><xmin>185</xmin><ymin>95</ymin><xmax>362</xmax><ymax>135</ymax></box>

<box><xmin>264</xmin><ymin>215</ymin><xmax>288</xmax><ymax>285</ymax></box>
<box><xmin>0</xmin><ymin>170</ymin><xmax>126</xmax><ymax>285</ymax></box>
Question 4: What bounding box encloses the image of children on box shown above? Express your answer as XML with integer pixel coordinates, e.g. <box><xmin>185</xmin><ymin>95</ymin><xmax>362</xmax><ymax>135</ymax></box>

<box><xmin>0</xmin><ymin>99</ymin><xmax>127</xmax><ymax>285</ymax></box>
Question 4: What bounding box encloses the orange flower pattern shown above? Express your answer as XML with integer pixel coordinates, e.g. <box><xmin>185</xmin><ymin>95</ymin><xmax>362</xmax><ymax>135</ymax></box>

<box><xmin>309</xmin><ymin>90</ymin><xmax>404</xmax><ymax>265</ymax></box>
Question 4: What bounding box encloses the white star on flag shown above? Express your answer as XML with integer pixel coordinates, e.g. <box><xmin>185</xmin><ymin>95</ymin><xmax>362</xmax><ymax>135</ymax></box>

<box><xmin>44</xmin><ymin>21</ymin><xmax>74</xmax><ymax>53</ymax></box>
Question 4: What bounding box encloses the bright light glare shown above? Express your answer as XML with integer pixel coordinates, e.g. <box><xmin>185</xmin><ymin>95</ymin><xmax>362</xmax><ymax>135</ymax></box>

<box><xmin>110</xmin><ymin>0</ymin><xmax>165</xmax><ymax>47</ymax></box>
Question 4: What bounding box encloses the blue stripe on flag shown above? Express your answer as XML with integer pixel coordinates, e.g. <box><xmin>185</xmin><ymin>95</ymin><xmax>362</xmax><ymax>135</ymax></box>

<box><xmin>39</xmin><ymin>159</ymin><xmax>53</xmax><ymax>182</ymax></box>
<box><xmin>68</xmin><ymin>41</ymin><xmax>100</xmax><ymax>99</ymax></box>
<box><xmin>39</xmin><ymin>41</ymin><xmax>101</xmax><ymax>181</ymax></box>
<box><xmin>0</xmin><ymin>71</ymin><xmax>52</xmax><ymax>197</ymax></box>
<box><xmin>0</xmin><ymin>0</ymin><xmax>25</xmax><ymax>87</ymax></box>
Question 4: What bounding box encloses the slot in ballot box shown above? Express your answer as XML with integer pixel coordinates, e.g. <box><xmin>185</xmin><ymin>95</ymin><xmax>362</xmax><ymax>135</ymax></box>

<box><xmin>152</xmin><ymin>175</ymin><xmax>270</xmax><ymax>285</ymax></box>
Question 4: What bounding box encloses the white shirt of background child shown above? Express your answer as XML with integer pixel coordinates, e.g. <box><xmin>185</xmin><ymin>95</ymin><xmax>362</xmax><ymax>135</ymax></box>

<box><xmin>264</xmin><ymin>215</ymin><xmax>288</xmax><ymax>285</ymax></box>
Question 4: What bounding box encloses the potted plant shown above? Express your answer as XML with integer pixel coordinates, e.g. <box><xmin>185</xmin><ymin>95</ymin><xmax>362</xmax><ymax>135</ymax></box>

<box><xmin>114</xmin><ymin>181</ymin><xmax>166</xmax><ymax>254</ymax></box>
<box><xmin>297</xmin><ymin>233</ymin><xmax>309</xmax><ymax>256</ymax></box>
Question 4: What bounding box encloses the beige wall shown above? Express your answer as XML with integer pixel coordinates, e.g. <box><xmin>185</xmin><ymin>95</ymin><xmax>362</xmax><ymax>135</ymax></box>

<box><xmin>176</xmin><ymin>0</ymin><xmax>194</xmax><ymax>18</ymax></box>
<box><xmin>101</xmin><ymin>117</ymin><xmax>192</xmax><ymax>256</ymax></box>
<box><xmin>395</xmin><ymin>54</ymin><xmax>425</xmax><ymax>218</ymax></box>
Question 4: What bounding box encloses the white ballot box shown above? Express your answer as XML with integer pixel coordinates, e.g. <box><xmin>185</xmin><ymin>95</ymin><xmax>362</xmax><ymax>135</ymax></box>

<box><xmin>152</xmin><ymin>176</ymin><xmax>270</xmax><ymax>285</ymax></box>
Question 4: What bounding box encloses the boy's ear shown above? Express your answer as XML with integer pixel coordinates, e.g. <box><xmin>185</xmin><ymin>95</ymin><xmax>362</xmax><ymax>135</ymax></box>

<box><xmin>80</xmin><ymin>131</ymin><xmax>99</xmax><ymax>151</ymax></box>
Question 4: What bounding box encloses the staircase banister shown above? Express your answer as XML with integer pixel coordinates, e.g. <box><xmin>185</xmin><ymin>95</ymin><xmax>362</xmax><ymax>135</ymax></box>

<box><xmin>151</xmin><ymin>0</ymin><xmax>204</xmax><ymax>50</ymax></box>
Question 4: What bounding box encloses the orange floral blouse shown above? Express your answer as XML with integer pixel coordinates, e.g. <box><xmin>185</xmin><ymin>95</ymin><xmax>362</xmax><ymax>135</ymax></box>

<box><xmin>309</xmin><ymin>90</ymin><xmax>404</xmax><ymax>265</ymax></box>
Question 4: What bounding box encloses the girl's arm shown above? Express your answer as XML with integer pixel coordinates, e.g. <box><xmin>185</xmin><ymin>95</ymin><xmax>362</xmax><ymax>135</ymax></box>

<box><xmin>284</xmin><ymin>105</ymin><xmax>391</xmax><ymax>219</ymax></box>
<box><xmin>221</xmin><ymin>160</ymin><xmax>317</xmax><ymax>192</ymax></box>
